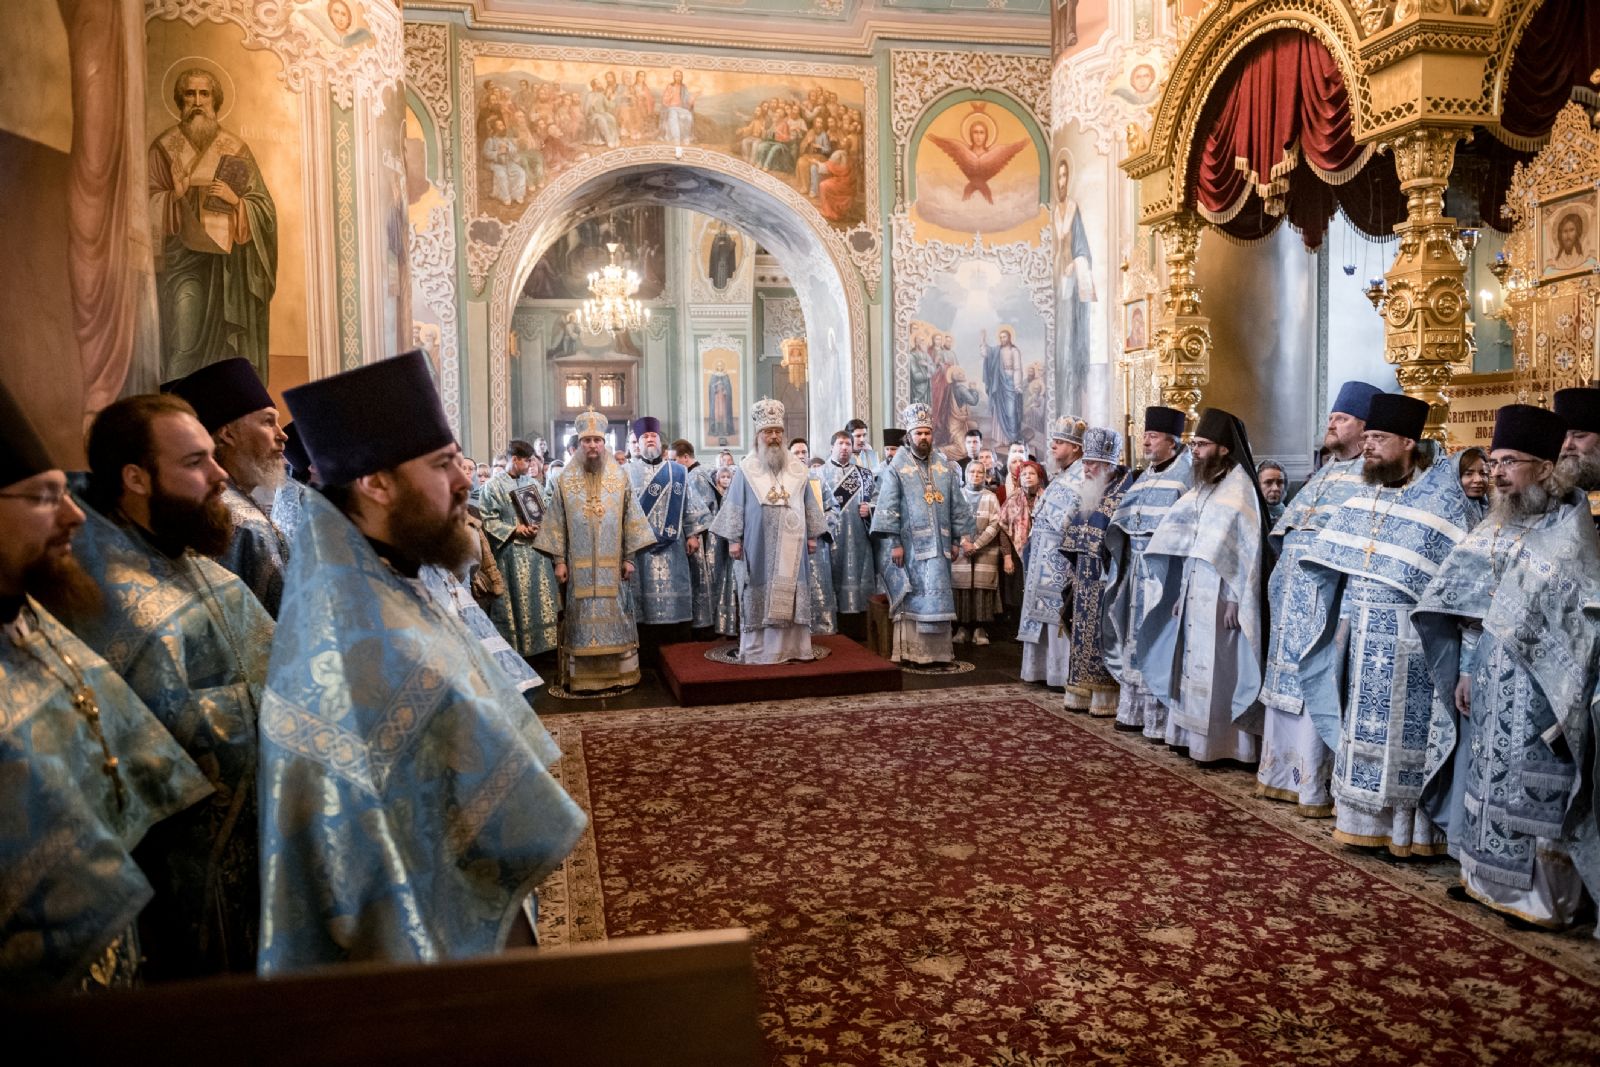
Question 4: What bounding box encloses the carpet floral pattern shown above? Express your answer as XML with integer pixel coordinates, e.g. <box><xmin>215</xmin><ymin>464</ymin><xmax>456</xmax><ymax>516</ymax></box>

<box><xmin>538</xmin><ymin>686</ymin><xmax>1600</xmax><ymax>1065</ymax></box>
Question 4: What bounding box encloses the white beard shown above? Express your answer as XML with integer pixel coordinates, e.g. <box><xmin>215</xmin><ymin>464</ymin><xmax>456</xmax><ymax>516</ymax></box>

<box><xmin>763</xmin><ymin>443</ymin><xmax>786</xmax><ymax>475</ymax></box>
<box><xmin>1075</xmin><ymin>470</ymin><xmax>1111</xmax><ymax>518</ymax></box>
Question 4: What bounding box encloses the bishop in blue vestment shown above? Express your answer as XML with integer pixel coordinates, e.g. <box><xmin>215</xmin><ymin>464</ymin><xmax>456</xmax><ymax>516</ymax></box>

<box><xmin>870</xmin><ymin>403</ymin><xmax>975</xmax><ymax>666</ymax></box>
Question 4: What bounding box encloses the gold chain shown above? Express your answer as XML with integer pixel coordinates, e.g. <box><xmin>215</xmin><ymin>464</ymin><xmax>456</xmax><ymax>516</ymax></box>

<box><xmin>1486</xmin><ymin>521</ymin><xmax>1528</xmax><ymax>583</ymax></box>
<box><xmin>913</xmin><ymin>456</ymin><xmax>945</xmax><ymax>506</ymax></box>
<box><xmin>11</xmin><ymin>605</ymin><xmax>127</xmax><ymax>812</ymax></box>
<box><xmin>1361</xmin><ymin>485</ymin><xmax>1404</xmax><ymax>566</ymax></box>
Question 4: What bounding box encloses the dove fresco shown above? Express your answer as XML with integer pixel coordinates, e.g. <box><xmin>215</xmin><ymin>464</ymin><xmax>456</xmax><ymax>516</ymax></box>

<box><xmin>927</xmin><ymin>116</ymin><xmax>1030</xmax><ymax>205</ymax></box>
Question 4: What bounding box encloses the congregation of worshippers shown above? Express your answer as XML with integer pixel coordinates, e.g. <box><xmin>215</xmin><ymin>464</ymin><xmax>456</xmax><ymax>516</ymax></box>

<box><xmin>5</xmin><ymin>343</ymin><xmax>1600</xmax><ymax>995</ymax></box>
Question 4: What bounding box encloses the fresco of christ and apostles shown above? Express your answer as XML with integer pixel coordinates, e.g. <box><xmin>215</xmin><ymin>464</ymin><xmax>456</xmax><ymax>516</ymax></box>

<box><xmin>472</xmin><ymin>57</ymin><xmax>869</xmax><ymax>228</ymax></box>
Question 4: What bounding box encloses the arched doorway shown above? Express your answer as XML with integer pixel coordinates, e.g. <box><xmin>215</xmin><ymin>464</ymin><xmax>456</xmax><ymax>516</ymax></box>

<box><xmin>485</xmin><ymin>147</ymin><xmax>870</xmax><ymax>452</ymax></box>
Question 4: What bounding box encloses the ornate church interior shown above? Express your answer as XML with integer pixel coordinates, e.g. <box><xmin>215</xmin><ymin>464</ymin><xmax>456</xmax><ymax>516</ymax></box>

<box><xmin>4</xmin><ymin>0</ymin><xmax>1600</xmax><ymax>1062</ymax></box>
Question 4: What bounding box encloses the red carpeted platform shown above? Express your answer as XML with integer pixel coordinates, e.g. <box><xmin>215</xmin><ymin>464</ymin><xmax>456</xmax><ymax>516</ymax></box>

<box><xmin>658</xmin><ymin>635</ymin><xmax>901</xmax><ymax>706</ymax></box>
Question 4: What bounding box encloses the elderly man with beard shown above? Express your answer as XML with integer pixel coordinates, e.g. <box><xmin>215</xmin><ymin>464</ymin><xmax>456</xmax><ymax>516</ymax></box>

<box><xmin>623</xmin><ymin>417</ymin><xmax>708</xmax><ymax>665</ymax></box>
<box><xmin>1060</xmin><ymin>427</ymin><xmax>1137</xmax><ymax>715</ymax></box>
<box><xmin>1103</xmin><ymin>407</ymin><xmax>1194</xmax><ymax>739</ymax></box>
<box><xmin>1295</xmin><ymin>394</ymin><xmax>1474</xmax><ymax>857</ymax></box>
<box><xmin>1018</xmin><ymin>416</ymin><xmax>1088</xmax><ymax>688</ymax></box>
<box><xmin>1555</xmin><ymin>388</ymin><xmax>1600</xmax><ymax>530</ymax></box>
<box><xmin>1413</xmin><ymin>404</ymin><xmax>1600</xmax><ymax>930</ymax></box>
<box><xmin>165</xmin><ymin>358</ymin><xmax>290</xmax><ymax>616</ymax></box>
<box><xmin>536</xmin><ymin>411</ymin><xmax>657</xmax><ymax>693</ymax></box>
<box><xmin>258</xmin><ymin>351</ymin><xmax>586</xmax><ymax>973</ymax></box>
<box><xmin>0</xmin><ymin>385</ymin><xmax>211</xmax><ymax>994</ymax></box>
<box><xmin>709</xmin><ymin>400</ymin><xmax>827</xmax><ymax>664</ymax></box>
<box><xmin>1255</xmin><ymin>381</ymin><xmax>1381</xmax><ymax>816</ymax></box>
<box><xmin>62</xmin><ymin>393</ymin><xmax>274</xmax><ymax>979</ymax></box>
<box><xmin>1137</xmin><ymin>408</ymin><xmax>1269</xmax><ymax>765</ymax></box>
<box><xmin>870</xmin><ymin>403</ymin><xmax>975</xmax><ymax>668</ymax></box>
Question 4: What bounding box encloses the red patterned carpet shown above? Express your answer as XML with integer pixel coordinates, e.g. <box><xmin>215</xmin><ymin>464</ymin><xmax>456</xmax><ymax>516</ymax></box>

<box><xmin>538</xmin><ymin>686</ymin><xmax>1600</xmax><ymax>1065</ymax></box>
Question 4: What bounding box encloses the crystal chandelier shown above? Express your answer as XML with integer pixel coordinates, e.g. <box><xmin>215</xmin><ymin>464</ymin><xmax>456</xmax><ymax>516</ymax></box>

<box><xmin>577</xmin><ymin>243</ymin><xmax>651</xmax><ymax>335</ymax></box>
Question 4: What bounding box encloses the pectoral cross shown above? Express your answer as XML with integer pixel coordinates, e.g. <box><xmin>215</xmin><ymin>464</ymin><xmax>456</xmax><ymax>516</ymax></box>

<box><xmin>1363</xmin><ymin>541</ymin><xmax>1377</xmax><ymax>565</ymax></box>
<box><xmin>923</xmin><ymin>488</ymin><xmax>944</xmax><ymax>505</ymax></box>
<box><xmin>766</xmin><ymin>484</ymin><xmax>790</xmax><ymax>505</ymax></box>
<box><xmin>73</xmin><ymin>686</ymin><xmax>126</xmax><ymax>812</ymax></box>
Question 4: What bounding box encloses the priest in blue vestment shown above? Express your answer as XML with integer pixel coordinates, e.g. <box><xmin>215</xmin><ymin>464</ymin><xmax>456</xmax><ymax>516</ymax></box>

<box><xmin>1416</xmin><ymin>404</ymin><xmax>1600</xmax><ymax>929</ymax></box>
<box><xmin>164</xmin><ymin>358</ymin><xmax>291</xmax><ymax>616</ymax></box>
<box><xmin>847</xmin><ymin>418</ymin><xmax>878</xmax><ymax>473</ymax></box>
<box><xmin>0</xmin><ymin>385</ymin><xmax>211</xmax><ymax>994</ymax></box>
<box><xmin>68</xmin><ymin>393</ymin><xmax>275</xmax><ymax>979</ymax></box>
<box><xmin>709</xmin><ymin>399</ymin><xmax>827</xmax><ymax>663</ymax></box>
<box><xmin>261</xmin><ymin>351</ymin><xmax>586</xmax><ymax>973</ymax></box>
<box><xmin>1256</xmin><ymin>380</ymin><xmax>1380</xmax><ymax>816</ymax></box>
<box><xmin>479</xmin><ymin>439</ymin><xmax>561</xmax><ymax>658</ymax></box>
<box><xmin>869</xmin><ymin>403</ymin><xmax>975</xmax><ymax>667</ymax></box>
<box><xmin>673</xmin><ymin>440</ymin><xmax>722</xmax><ymax>636</ymax></box>
<box><xmin>790</xmin><ymin>439</ymin><xmax>839</xmax><ymax>635</ymax></box>
<box><xmin>1297</xmin><ymin>393</ymin><xmax>1473</xmax><ymax>856</ymax></box>
<box><xmin>1019</xmin><ymin>415</ymin><xmax>1087</xmax><ymax>687</ymax></box>
<box><xmin>1555</xmin><ymin>387</ymin><xmax>1600</xmax><ymax>512</ymax></box>
<box><xmin>624</xmin><ymin>416</ymin><xmax>709</xmax><ymax>663</ymax></box>
<box><xmin>269</xmin><ymin>421</ymin><xmax>314</xmax><ymax>548</ymax></box>
<box><xmin>821</xmin><ymin>430</ymin><xmax>876</xmax><ymax>640</ymax></box>
<box><xmin>1101</xmin><ymin>406</ymin><xmax>1193</xmax><ymax>740</ymax></box>
<box><xmin>1137</xmin><ymin>408</ymin><xmax>1270</xmax><ymax>764</ymax></box>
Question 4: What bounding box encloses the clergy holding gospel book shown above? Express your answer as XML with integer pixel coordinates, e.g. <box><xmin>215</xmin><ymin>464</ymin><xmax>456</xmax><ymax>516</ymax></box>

<box><xmin>510</xmin><ymin>482</ymin><xmax>545</xmax><ymax>530</ymax></box>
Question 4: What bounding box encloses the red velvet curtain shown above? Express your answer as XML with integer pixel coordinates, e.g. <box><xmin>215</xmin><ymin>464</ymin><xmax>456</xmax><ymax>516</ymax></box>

<box><xmin>1494</xmin><ymin>0</ymin><xmax>1600</xmax><ymax>148</ymax></box>
<box><xmin>1468</xmin><ymin>0</ymin><xmax>1600</xmax><ymax>230</ymax></box>
<box><xmin>1192</xmin><ymin>30</ymin><xmax>1370</xmax><ymax>228</ymax></box>
<box><xmin>1215</xmin><ymin>153</ymin><xmax>1404</xmax><ymax>250</ymax></box>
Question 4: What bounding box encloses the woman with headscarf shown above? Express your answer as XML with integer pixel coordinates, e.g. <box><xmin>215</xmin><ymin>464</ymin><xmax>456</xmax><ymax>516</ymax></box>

<box><xmin>997</xmin><ymin>459</ymin><xmax>1045</xmax><ymax>634</ymax></box>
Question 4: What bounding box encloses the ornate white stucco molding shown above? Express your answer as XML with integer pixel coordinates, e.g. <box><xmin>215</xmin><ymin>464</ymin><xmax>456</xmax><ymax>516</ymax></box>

<box><xmin>889</xmin><ymin>48</ymin><xmax>1052</xmax><ymax>194</ymax></box>
<box><xmin>761</xmin><ymin>295</ymin><xmax>806</xmax><ymax>359</ymax></box>
<box><xmin>1049</xmin><ymin>33</ymin><xmax>1176</xmax><ymax>157</ymax></box>
<box><xmin>410</xmin><ymin>201</ymin><xmax>462</xmax><ymax>435</ymax></box>
<box><xmin>403</xmin><ymin>21</ymin><xmax>455</xmax><ymax>182</ymax></box>
<box><xmin>146</xmin><ymin>0</ymin><xmax>403</xmax><ymax>110</ymax></box>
